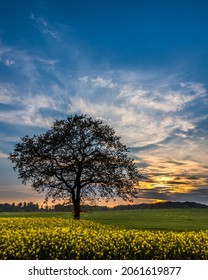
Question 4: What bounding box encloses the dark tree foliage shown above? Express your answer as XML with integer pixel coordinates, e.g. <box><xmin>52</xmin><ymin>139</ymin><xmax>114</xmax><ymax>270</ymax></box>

<box><xmin>9</xmin><ymin>114</ymin><xmax>141</xmax><ymax>219</ymax></box>
<box><xmin>0</xmin><ymin>202</ymin><xmax>39</xmax><ymax>212</ymax></box>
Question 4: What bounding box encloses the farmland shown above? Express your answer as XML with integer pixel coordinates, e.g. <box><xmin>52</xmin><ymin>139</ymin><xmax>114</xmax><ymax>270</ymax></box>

<box><xmin>1</xmin><ymin>209</ymin><xmax>208</xmax><ymax>259</ymax></box>
<box><xmin>1</xmin><ymin>208</ymin><xmax>208</xmax><ymax>231</ymax></box>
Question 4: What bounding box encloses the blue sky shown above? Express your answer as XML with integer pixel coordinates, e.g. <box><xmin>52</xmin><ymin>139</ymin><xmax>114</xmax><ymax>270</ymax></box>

<box><xmin>0</xmin><ymin>0</ymin><xmax>208</xmax><ymax>206</ymax></box>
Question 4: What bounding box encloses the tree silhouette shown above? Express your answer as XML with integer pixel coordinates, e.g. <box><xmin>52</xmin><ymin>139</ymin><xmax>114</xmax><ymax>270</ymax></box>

<box><xmin>9</xmin><ymin>114</ymin><xmax>141</xmax><ymax>219</ymax></box>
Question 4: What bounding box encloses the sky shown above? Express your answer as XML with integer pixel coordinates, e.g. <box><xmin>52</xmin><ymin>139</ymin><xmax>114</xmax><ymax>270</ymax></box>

<box><xmin>0</xmin><ymin>0</ymin><xmax>208</xmax><ymax>206</ymax></box>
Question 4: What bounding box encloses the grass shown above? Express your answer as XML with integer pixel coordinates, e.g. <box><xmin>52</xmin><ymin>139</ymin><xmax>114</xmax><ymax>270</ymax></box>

<box><xmin>1</xmin><ymin>208</ymin><xmax>208</xmax><ymax>231</ymax></box>
<box><xmin>83</xmin><ymin>209</ymin><xmax>208</xmax><ymax>231</ymax></box>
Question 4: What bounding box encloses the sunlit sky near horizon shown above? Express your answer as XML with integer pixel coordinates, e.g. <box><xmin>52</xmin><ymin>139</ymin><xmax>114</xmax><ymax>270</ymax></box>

<box><xmin>0</xmin><ymin>0</ymin><xmax>208</xmax><ymax>206</ymax></box>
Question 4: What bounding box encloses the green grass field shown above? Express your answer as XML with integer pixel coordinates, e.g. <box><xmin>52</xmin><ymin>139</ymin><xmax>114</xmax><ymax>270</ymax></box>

<box><xmin>1</xmin><ymin>208</ymin><xmax>208</xmax><ymax>231</ymax></box>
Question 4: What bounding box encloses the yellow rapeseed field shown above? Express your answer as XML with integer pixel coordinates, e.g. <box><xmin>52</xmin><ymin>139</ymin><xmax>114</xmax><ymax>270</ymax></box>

<box><xmin>0</xmin><ymin>217</ymin><xmax>208</xmax><ymax>259</ymax></box>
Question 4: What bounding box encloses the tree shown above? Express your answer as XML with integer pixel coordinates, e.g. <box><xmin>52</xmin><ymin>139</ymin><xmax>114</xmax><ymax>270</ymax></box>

<box><xmin>9</xmin><ymin>114</ymin><xmax>141</xmax><ymax>219</ymax></box>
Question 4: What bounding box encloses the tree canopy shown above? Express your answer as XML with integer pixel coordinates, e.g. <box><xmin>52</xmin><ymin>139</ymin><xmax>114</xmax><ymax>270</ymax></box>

<box><xmin>9</xmin><ymin>114</ymin><xmax>141</xmax><ymax>219</ymax></box>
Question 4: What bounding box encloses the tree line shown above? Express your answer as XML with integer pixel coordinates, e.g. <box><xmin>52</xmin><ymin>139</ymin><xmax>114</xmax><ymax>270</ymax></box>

<box><xmin>0</xmin><ymin>202</ymin><xmax>39</xmax><ymax>212</ymax></box>
<box><xmin>0</xmin><ymin>202</ymin><xmax>109</xmax><ymax>212</ymax></box>
<box><xmin>0</xmin><ymin>201</ymin><xmax>207</xmax><ymax>212</ymax></box>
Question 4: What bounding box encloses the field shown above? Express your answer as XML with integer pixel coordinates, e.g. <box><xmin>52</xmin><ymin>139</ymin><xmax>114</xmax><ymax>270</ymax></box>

<box><xmin>1</xmin><ymin>208</ymin><xmax>208</xmax><ymax>231</ymax></box>
<box><xmin>1</xmin><ymin>209</ymin><xmax>208</xmax><ymax>260</ymax></box>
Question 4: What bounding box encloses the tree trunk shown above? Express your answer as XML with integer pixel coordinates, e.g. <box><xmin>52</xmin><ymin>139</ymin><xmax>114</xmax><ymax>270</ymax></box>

<box><xmin>72</xmin><ymin>180</ymin><xmax>81</xmax><ymax>220</ymax></box>
<box><xmin>73</xmin><ymin>199</ymin><xmax>81</xmax><ymax>220</ymax></box>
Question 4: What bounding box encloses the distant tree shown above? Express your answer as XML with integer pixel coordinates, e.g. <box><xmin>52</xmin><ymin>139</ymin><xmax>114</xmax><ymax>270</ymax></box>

<box><xmin>17</xmin><ymin>202</ymin><xmax>23</xmax><ymax>209</ymax></box>
<box><xmin>53</xmin><ymin>203</ymin><xmax>73</xmax><ymax>212</ymax></box>
<box><xmin>11</xmin><ymin>203</ymin><xmax>16</xmax><ymax>211</ymax></box>
<box><xmin>9</xmin><ymin>114</ymin><xmax>141</xmax><ymax>219</ymax></box>
<box><xmin>24</xmin><ymin>202</ymin><xmax>39</xmax><ymax>212</ymax></box>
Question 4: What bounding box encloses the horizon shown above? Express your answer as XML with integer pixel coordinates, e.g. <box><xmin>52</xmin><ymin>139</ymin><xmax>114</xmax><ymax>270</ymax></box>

<box><xmin>0</xmin><ymin>0</ymin><xmax>208</xmax><ymax>206</ymax></box>
<box><xmin>1</xmin><ymin>199</ymin><xmax>207</xmax><ymax>208</ymax></box>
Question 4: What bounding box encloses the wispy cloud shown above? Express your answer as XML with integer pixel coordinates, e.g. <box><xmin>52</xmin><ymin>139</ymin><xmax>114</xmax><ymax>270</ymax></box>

<box><xmin>1</xmin><ymin>47</ymin><xmax>207</xmax><ymax>148</ymax></box>
<box><xmin>0</xmin><ymin>85</ymin><xmax>18</xmax><ymax>104</ymax></box>
<box><xmin>92</xmin><ymin>76</ymin><xmax>117</xmax><ymax>89</ymax></box>
<box><xmin>0</xmin><ymin>46</ymin><xmax>16</xmax><ymax>67</ymax></box>
<box><xmin>3</xmin><ymin>59</ymin><xmax>15</xmax><ymax>66</ymax></box>
<box><xmin>0</xmin><ymin>151</ymin><xmax>8</xmax><ymax>159</ymax></box>
<box><xmin>68</xmin><ymin>72</ymin><xmax>207</xmax><ymax>148</ymax></box>
<box><xmin>180</xmin><ymin>82</ymin><xmax>207</xmax><ymax>95</ymax></box>
<box><xmin>119</xmin><ymin>81</ymin><xmax>206</xmax><ymax>113</ymax></box>
<box><xmin>23</xmin><ymin>94</ymin><xmax>61</xmax><ymax>111</ymax></box>
<box><xmin>0</xmin><ymin>39</ymin><xmax>207</xmax><ymax>205</ymax></box>
<box><xmin>30</xmin><ymin>14</ymin><xmax>60</xmax><ymax>41</ymax></box>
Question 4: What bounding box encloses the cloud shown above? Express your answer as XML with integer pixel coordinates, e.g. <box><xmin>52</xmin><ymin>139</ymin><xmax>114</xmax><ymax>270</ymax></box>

<box><xmin>91</xmin><ymin>76</ymin><xmax>117</xmax><ymax>89</ymax></box>
<box><xmin>79</xmin><ymin>76</ymin><xmax>89</xmax><ymax>83</ymax></box>
<box><xmin>180</xmin><ymin>82</ymin><xmax>206</xmax><ymax>95</ymax></box>
<box><xmin>0</xmin><ymin>109</ymin><xmax>54</xmax><ymax>129</ymax></box>
<box><xmin>1</xmin><ymin>48</ymin><xmax>207</xmax><ymax>154</ymax></box>
<box><xmin>0</xmin><ymin>85</ymin><xmax>17</xmax><ymax>104</ymax></box>
<box><xmin>37</xmin><ymin>58</ymin><xmax>58</xmax><ymax>65</ymax></box>
<box><xmin>0</xmin><ymin>151</ymin><xmax>8</xmax><ymax>158</ymax></box>
<box><xmin>0</xmin><ymin>45</ymin><xmax>40</xmax><ymax>86</ymax></box>
<box><xmin>136</xmin><ymin>184</ymin><xmax>208</xmax><ymax>204</ymax></box>
<box><xmin>23</xmin><ymin>94</ymin><xmax>61</xmax><ymax>111</ymax></box>
<box><xmin>119</xmin><ymin>82</ymin><xmax>206</xmax><ymax>113</ymax></box>
<box><xmin>0</xmin><ymin>46</ymin><xmax>14</xmax><ymax>64</ymax></box>
<box><xmin>31</xmin><ymin>14</ymin><xmax>60</xmax><ymax>41</ymax></box>
<box><xmin>3</xmin><ymin>59</ymin><xmax>15</xmax><ymax>66</ymax></box>
<box><xmin>79</xmin><ymin>75</ymin><xmax>118</xmax><ymax>91</ymax></box>
<box><xmin>0</xmin><ymin>85</ymin><xmax>62</xmax><ymax>129</ymax></box>
<box><xmin>0</xmin><ymin>44</ymin><xmax>68</xmax><ymax>128</ymax></box>
<box><xmin>0</xmin><ymin>184</ymin><xmax>44</xmax><ymax>203</ymax></box>
<box><xmin>67</xmin><ymin>72</ymin><xmax>206</xmax><ymax>150</ymax></box>
<box><xmin>0</xmin><ymin>41</ymin><xmax>207</xmax><ymax>205</ymax></box>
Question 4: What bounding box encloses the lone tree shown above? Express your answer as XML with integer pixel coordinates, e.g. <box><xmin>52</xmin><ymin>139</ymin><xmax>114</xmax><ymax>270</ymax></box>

<box><xmin>9</xmin><ymin>114</ymin><xmax>141</xmax><ymax>219</ymax></box>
